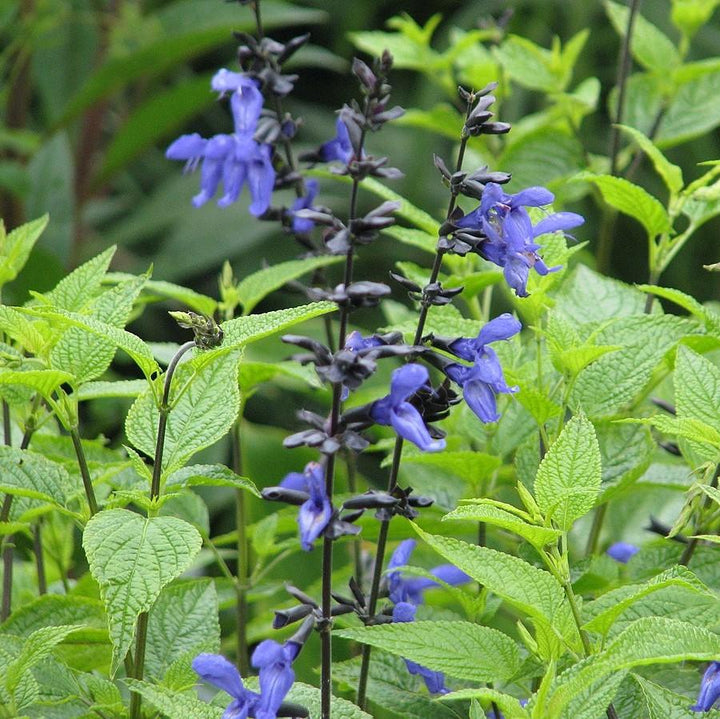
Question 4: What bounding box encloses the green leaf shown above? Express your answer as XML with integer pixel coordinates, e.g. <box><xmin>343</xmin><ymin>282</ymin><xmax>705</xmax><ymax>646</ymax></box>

<box><xmin>381</xmin><ymin>226</ymin><xmax>437</xmax><ymax>256</ymax></box>
<box><xmin>83</xmin><ymin>509</ymin><xmax>202</xmax><ymax>674</ymax></box>
<box><xmin>596</xmin><ymin>420</ymin><xmax>654</xmax><ymax>499</ymax></box>
<box><xmin>0</xmin><ymin>594</ymin><xmax>105</xmax><ymax>638</ymax></box>
<box><xmin>396</xmin><ymin>451</ymin><xmax>500</xmax><ymax>486</ymax></box>
<box><xmin>0</xmin><ymin>445</ymin><xmax>77</xmax><ymax>507</ymax></box>
<box><xmin>235</xmin><ymin>256</ymin><xmax>342</xmax><ymax>314</ymax></box>
<box><xmin>5</xmin><ymin>625</ymin><xmax>82</xmax><ymax>699</ymax></box>
<box><xmin>634</xmin><ymin>674</ymin><xmax>711</xmax><ymax>719</ymax></box>
<box><xmin>494</xmin><ymin>35</ymin><xmax>566</xmax><ymax>93</ymax></box>
<box><xmin>0</xmin><ymin>369</ymin><xmax>74</xmax><ymax>401</ymax></box>
<box><xmin>0</xmin><ymin>306</ymin><xmax>47</xmax><ymax>355</ymax></box>
<box><xmin>535</xmin><ymin>415</ymin><xmax>601</xmax><ymax>530</ymax></box>
<box><xmin>571</xmin><ymin>315</ymin><xmax>700</xmax><ymax>417</ymax></box>
<box><xmin>285</xmin><ymin>680</ymin><xmax>374</xmax><ymax>719</ymax></box>
<box><xmin>397</xmin><ymin>103</ymin><xmax>461</xmax><ymax>139</ymax></box>
<box><xmin>439</xmin><ymin>688</ymin><xmax>530</xmax><ymax>719</ymax></box>
<box><xmin>547</xmin><ymin>617</ymin><xmax>720</xmax><ymax>717</ymax></box>
<box><xmin>604</xmin><ymin>0</ymin><xmax>681</xmax><ymax>74</ymax></box>
<box><xmin>126</xmin><ymin>350</ymin><xmax>242</xmax><ymax>475</ymax></box>
<box><xmin>637</xmin><ymin>415</ymin><xmax>720</xmax><ymax>453</ymax></box>
<box><xmin>220</xmin><ymin>302</ymin><xmax>336</xmax><ymax>349</ymax></box>
<box><xmin>616</xmin><ymin>125</ymin><xmax>683</xmax><ymax>194</ymax></box>
<box><xmin>38</xmin><ymin>246</ymin><xmax>116</xmax><ymax>312</ymax></box>
<box><xmin>165</xmin><ymin>464</ymin><xmax>259</xmax><ymax>496</ymax></box>
<box><xmin>145</xmin><ymin>579</ymin><xmax>220</xmax><ymax>681</ymax></box>
<box><xmin>671</xmin><ymin>0</ymin><xmax>720</xmax><ymax>39</ymax></box>
<box><xmin>444</xmin><ymin>502</ymin><xmax>562</xmax><ymax>549</ymax></box>
<box><xmin>76</xmin><ymin>379</ymin><xmax>148</xmax><ymax>400</ymax></box>
<box><xmin>107</xmin><ymin>273</ymin><xmax>218</xmax><ymax>316</ymax></box>
<box><xmin>336</xmin><ymin>621</ymin><xmax>519</xmax><ymax>684</ymax></box>
<box><xmin>124</xmin><ymin>680</ymin><xmax>222</xmax><ymax>719</ymax></box>
<box><xmin>638</xmin><ymin>284</ymin><xmax>720</xmax><ymax>334</ymax></box>
<box><xmin>577</xmin><ymin>173</ymin><xmax>670</xmax><ymax>239</ymax></box>
<box><xmin>0</xmin><ymin>214</ymin><xmax>48</xmax><ymax>287</ymax></box>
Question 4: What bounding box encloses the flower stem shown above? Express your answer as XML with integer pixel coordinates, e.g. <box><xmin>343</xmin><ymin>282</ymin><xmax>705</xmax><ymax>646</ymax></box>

<box><xmin>130</xmin><ymin>339</ymin><xmax>195</xmax><ymax>719</ymax></box>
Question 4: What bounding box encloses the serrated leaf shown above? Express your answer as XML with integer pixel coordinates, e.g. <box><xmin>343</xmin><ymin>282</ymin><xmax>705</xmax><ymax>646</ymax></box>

<box><xmin>638</xmin><ymin>284</ymin><xmax>720</xmax><ymax>333</ymax></box>
<box><xmin>616</xmin><ymin>125</ymin><xmax>683</xmax><ymax>194</ymax></box>
<box><xmin>0</xmin><ymin>369</ymin><xmax>74</xmax><ymax>400</ymax></box>
<box><xmin>76</xmin><ymin>379</ymin><xmax>148</xmax><ymax>400</ymax></box>
<box><xmin>578</xmin><ymin>173</ymin><xmax>670</xmax><ymax>239</ymax></box>
<box><xmin>0</xmin><ymin>214</ymin><xmax>48</xmax><ymax>286</ymax></box>
<box><xmin>0</xmin><ymin>445</ymin><xmax>77</xmax><ymax>507</ymax></box>
<box><xmin>0</xmin><ymin>594</ymin><xmax>105</xmax><ymax>638</ymax></box>
<box><xmin>236</xmin><ymin>256</ymin><xmax>343</xmax><ymax>314</ymax></box>
<box><xmin>596</xmin><ymin>421</ymin><xmax>654</xmax><ymax>499</ymax></box>
<box><xmin>126</xmin><ymin>350</ymin><xmax>241</xmax><ymax>475</ymax></box>
<box><xmin>638</xmin><ymin>415</ymin><xmax>720</xmax><ymax>453</ymax></box>
<box><xmin>547</xmin><ymin>617</ymin><xmax>720</xmax><ymax>717</ymax></box>
<box><xmin>571</xmin><ymin>315</ymin><xmax>700</xmax><ymax>417</ymax></box>
<box><xmin>605</xmin><ymin>0</ymin><xmax>681</xmax><ymax>74</ymax></box>
<box><xmin>124</xmin><ymin>680</ymin><xmax>222</xmax><ymax>719</ymax></box>
<box><xmin>165</xmin><ymin>464</ymin><xmax>259</xmax><ymax>496</ymax></box>
<box><xmin>238</xmin><ymin>360</ymin><xmax>321</xmax><ymax>393</ymax></box>
<box><xmin>535</xmin><ymin>415</ymin><xmax>601</xmax><ymax>530</ymax></box>
<box><xmin>39</xmin><ymin>246</ymin><xmax>116</xmax><ymax>312</ymax></box>
<box><xmin>5</xmin><ymin>624</ymin><xmax>81</xmax><ymax>698</ymax></box>
<box><xmin>336</xmin><ymin>621</ymin><xmax>520</xmax><ymax>683</ymax></box>
<box><xmin>0</xmin><ymin>306</ymin><xmax>47</xmax><ymax>355</ymax></box>
<box><xmin>444</xmin><ymin>503</ymin><xmax>562</xmax><ymax>549</ymax></box>
<box><xmin>413</xmin><ymin>525</ymin><xmax>569</xmax><ymax>627</ymax></box>
<box><xmin>220</xmin><ymin>302</ymin><xmax>336</xmax><ymax>349</ymax></box>
<box><xmin>145</xmin><ymin>579</ymin><xmax>220</xmax><ymax>681</ymax></box>
<box><xmin>634</xmin><ymin>674</ymin><xmax>710</xmax><ymax>719</ymax></box>
<box><xmin>83</xmin><ymin>509</ymin><xmax>202</xmax><ymax>673</ymax></box>
<box><xmin>396</xmin><ymin>451</ymin><xmax>500</xmax><ymax>486</ymax></box>
<box><xmin>439</xmin><ymin>688</ymin><xmax>530</xmax><ymax>719</ymax></box>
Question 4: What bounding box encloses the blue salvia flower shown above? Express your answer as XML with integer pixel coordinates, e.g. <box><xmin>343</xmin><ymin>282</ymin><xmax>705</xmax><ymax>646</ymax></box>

<box><xmin>692</xmin><ymin>662</ymin><xmax>720</xmax><ymax>711</ymax></box>
<box><xmin>444</xmin><ymin>313</ymin><xmax>521</xmax><ymax>423</ymax></box>
<box><xmin>280</xmin><ymin>462</ymin><xmax>332</xmax><ymax>551</ymax></box>
<box><xmin>192</xmin><ymin>637</ymin><xmax>299</xmax><ymax>719</ymax></box>
<box><xmin>456</xmin><ymin>183</ymin><xmax>584</xmax><ymax>297</ymax></box>
<box><xmin>318</xmin><ymin>117</ymin><xmax>353</xmax><ymax>163</ymax></box>
<box><xmin>166</xmin><ymin>69</ymin><xmax>275</xmax><ymax>214</ymax></box>
<box><xmin>606</xmin><ymin>542</ymin><xmax>640</xmax><ymax>564</ymax></box>
<box><xmin>392</xmin><ymin>601</ymin><xmax>449</xmax><ymax>695</ymax></box>
<box><xmin>370</xmin><ymin>364</ymin><xmax>445</xmax><ymax>452</ymax></box>
<box><xmin>387</xmin><ymin>539</ymin><xmax>471</xmax><ymax>605</ymax></box>
<box><xmin>289</xmin><ymin>179</ymin><xmax>320</xmax><ymax>234</ymax></box>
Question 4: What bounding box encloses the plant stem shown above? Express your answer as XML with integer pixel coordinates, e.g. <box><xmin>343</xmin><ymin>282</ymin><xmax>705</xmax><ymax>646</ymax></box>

<box><xmin>346</xmin><ymin>452</ymin><xmax>364</xmax><ymax>585</ymax></box>
<box><xmin>585</xmin><ymin>502</ymin><xmax>607</xmax><ymax>557</ymax></box>
<box><xmin>130</xmin><ymin>339</ymin><xmax>195</xmax><ymax>719</ymax></box>
<box><xmin>69</xmin><ymin>427</ymin><xmax>98</xmax><ymax>516</ymax></box>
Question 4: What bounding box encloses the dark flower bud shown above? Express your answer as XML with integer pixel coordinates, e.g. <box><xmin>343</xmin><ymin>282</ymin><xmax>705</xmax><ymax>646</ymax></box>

<box><xmin>169</xmin><ymin>311</ymin><xmax>223</xmax><ymax>349</ymax></box>
<box><xmin>277</xmin><ymin>33</ymin><xmax>311</xmax><ymax>63</ymax></box>
<box><xmin>286</xmin><ymin>585</ymin><xmax>318</xmax><ymax>608</ymax></box>
<box><xmin>479</xmin><ymin>121</ymin><xmax>511</xmax><ymax>135</ymax></box>
<box><xmin>342</xmin><ymin>491</ymin><xmax>399</xmax><ymax>510</ymax></box>
<box><xmin>651</xmin><ymin>397</ymin><xmax>676</xmax><ymax>415</ymax></box>
<box><xmin>390</xmin><ymin>271</ymin><xmax>422</xmax><ymax>293</ymax></box>
<box><xmin>261</xmin><ymin>486</ymin><xmax>310</xmax><ymax>505</ymax></box>
<box><xmin>659</xmin><ymin>440</ymin><xmax>682</xmax><ymax>456</ymax></box>
<box><xmin>277</xmin><ymin>703</ymin><xmax>309</xmax><ymax>719</ymax></box>
<box><xmin>433</xmin><ymin>154</ymin><xmax>452</xmax><ymax>180</ymax></box>
<box><xmin>352</xmin><ymin>57</ymin><xmax>377</xmax><ymax>90</ymax></box>
<box><xmin>331</xmin><ymin>604</ymin><xmax>356</xmax><ymax>617</ymax></box>
<box><xmin>273</xmin><ymin>603</ymin><xmax>314</xmax><ymax>629</ymax></box>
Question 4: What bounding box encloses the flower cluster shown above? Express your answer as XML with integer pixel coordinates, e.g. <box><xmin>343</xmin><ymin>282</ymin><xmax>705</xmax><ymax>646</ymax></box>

<box><xmin>166</xmin><ymin>70</ymin><xmax>275</xmax><ymax>214</ymax></box>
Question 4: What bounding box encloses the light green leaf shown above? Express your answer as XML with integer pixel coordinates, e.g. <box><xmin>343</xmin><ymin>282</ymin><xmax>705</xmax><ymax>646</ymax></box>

<box><xmin>604</xmin><ymin>0</ymin><xmax>681</xmax><ymax>74</ymax></box>
<box><xmin>38</xmin><ymin>246</ymin><xmax>116</xmax><ymax>312</ymax></box>
<box><xmin>336</xmin><ymin>621</ymin><xmax>520</xmax><ymax>683</ymax></box>
<box><xmin>285</xmin><ymin>680</ymin><xmax>373</xmax><ymax>719</ymax></box>
<box><xmin>514</xmin><ymin>381</ymin><xmax>562</xmax><ymax>426</ymax></box>
<box><xmin>238</xmin><ymin>361</ymin><xmax>321</xmax><ymax>393</ymax></box>
<box><xmin>5</xmin><ymin>625</ymin><xmax>81</xmax><ymax>698</ymax></box>
<box><xmin>145</xmin><ymin>579</ymin><xmax>220</xmax><ymax>681</ymax></box>
<box><xmin>76</xmin><ymin>379</ymin><xmax>148</xmax><ymax>400</ymax></box>
<box><xmin>494</xmin><ymin>35</ymin><xmax>565</xmax><ymax>93</ymax></box>
<box><xmin>235</xmin><ymin>256</ymin><xmax>342</xmax><ymax>313</ymax></box>
<box><xmin>444</xmin><ymin>502</ymin><xmax>562</xmax><ymax>549</ymax></box>
<box><xmin>596</xmin><ymin>421</ymin><xmax>654</xmax><ymax>499</ymax></box>
<box><xmin>439</xmin><ymin>688</ymin><xmax>530</xmax><ymax>719</ymax></box>
<box><xmin>398</xmin><ymin>103</ymin><xmax>461</xmax><ymax>139</ymax></box>
<box><xmin>535</xmin><ymin>415</ymin><xmax>601</xmax><ymax>530</ymax></box>
<box><xmin>126</xmin><ymin>350</ymin><xmax>242</xmax><ymax>474</ymax></box>
<box><xmin>124</xmin><ymin>680</ymin><xmax>222</xmax><ymax>719</ymax></box>
<box><xmin>0</xmin><ymin>306</ymin><xmax>47</xmax><ymax>355</ymax></box>
<box><xmin>165</xmin><ymin>464</ymin><xmax>259</xmax><ymax>496</ymax></box>
<box><xmin>396</xmin><ymin>451</ymin><xmax>500</xmax><ymax>486</ymax></box>
<box><xmin>547</xmin><ymin>617</ymin><xmax>720</xmax><ymax>716</ymax></box>
<box><xmin>83</xmin><ymin>509</ymin><xmax>202</xmax><ymax>674</ymax></box>
<box><xmin>671</xmin><ymin>0</ymin><xmax>720</xmax><ymax>39</ymax></box>
<box><xmin>0</xmin><ymin>445</ymin><xmax>77</xmax><ymax>507</ymax></box>
<box><xmin>634</xmin><ymin>674</ymin><xmax>711</xmax><ymax>719</ymax></box>
<box><xmin>0</xmin><ymin>369</ymin><xmax>74</xmax><ymax>401</ymax></box>
<box><xmin>0</xmin><ymin>214</ymin><xmax>48</xmax><ymax>287</ymax></box>
<box><xmin>358</xmin><ymin>177</ymin><xmax>440</xmax><ymax>235</ymax></box>
<box><xmin>577</xmin><ymin>173</ymin><xmax>670</xmax><ymax>239</ymax></box>
<box><xmin>639</xmin><ymin>415</ymin><xmax>720</xmax><ymax>455</ymax></box>
<box><xmin>382</xmin><ymin>225</ymin><xmax>438</xmax><ymax>255</ymax></box>
<box><xmin>0</xmin><ymin>594</ymin><xmax>105</xmax><ymax>638</ymax></box>
<box><xmin>616</xmin><ymin>125</ymin><xmax>683</xmax><ymax>194</ymax></box>
<box><xmin>220</xmin><ymin>302</ymin><xmax>336</xmax><ymax>349</ymax></box>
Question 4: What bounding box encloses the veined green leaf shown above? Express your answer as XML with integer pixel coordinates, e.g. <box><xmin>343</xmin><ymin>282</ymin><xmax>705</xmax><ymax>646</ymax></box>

<box><xmin>576</xmin><ymin>173</ymin><xmax>670</xmax><ymax>239</ymax></box>
<box><xmin>634</xmin><ymin>674</ymin><xmax>714</xmax><ymax>719</ymax></box>
<box><xmin>638</xmin><ymin>285</ymin><xmax>720</xmax><ymax>334</ymax></box>
<box><xmin>124</xmin><ymin>679</ymin><xmax>222</xmax><ymax>719</ymax></box>
<box><xmin>83</xmin><ymin>509</ymin><xmax>202</xmax><ymax>674</ymax></box>
<box><xmin>336</xmin><ymin>621</ymin><xmax>520</xmax><ymax>683</ymax></box>
<box><xmin>0</xmin><ymin>214</ymin><xmax>48</xmax><ymax>287</ymax></box>
<box><xmin>76</xmin><ymin>379</ymin><xmax>148</xmax><ymax>400</ymax></box>
<box><xmin>165</xmin><ymin>464</ymin><xmax>259</xmax><ymax>496</ymax></box>
<box><xmin>397</xmin><ymin>451</ymin><xmax>500</xmax><ymax>486</ymax></box>
<box><xmin>444</xmin><ymin>503</ymin><xmax>562</xmax><ymax>548</ymax></box>
<box><xmin>535</xmin><ymin>415</ymin><xmax>601</xmax><ymax>530</ymax></box>
<box><xmin>235</xmin><ymin>256</ymin><xmax>342</xmax><ymax>314</ymax></box>
<box><xmin>0</xmin><ymin>369</ymin><xmax>73</xmax><ymax>401</ymax></box>
<box><xmin>0</xmin><ymin>445</ymin><xmax>77</xmax><ymax>507</ymax></box>
<box><xmin>439</xmin><ymin>688</ymin><xmax>530</xmax><ymax>719</ymax></box>
<box><xmin>0</xmin><ymin>306</ymin><xmax>47</xmax><ymax>355</ymax></box>
<box><xmin>616</xmin><ymin>125</ymin><xmax>683</xmax><ymax>194</ymax></box>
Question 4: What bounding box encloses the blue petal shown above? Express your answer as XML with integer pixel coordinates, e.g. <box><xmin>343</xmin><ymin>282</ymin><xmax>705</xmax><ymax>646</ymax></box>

<box><xmin>533</xmin><ymin>211</ymin><xmax>585</xmax><ymax>237</ymax></box>
<box><xmin>692</xmin><ymin>662</ymin><xmax>720</xmax><ymax>711</ymax></box>
<box><xmin>279</xmin><ymin>471</ymin><xmax>308</xmax><ymax>492</ymax></box>
<box><xmin>193</xmin><ymin>155</ymin><xmax>224</xmax><ymax>208</ymax></box>
<box><xmin>246</xmin><ymin>145</ymin><xmax>275</xmax><ymax>216</ymax></box>
<box><xmin>253</xmin><ymin>640</ymin><xmax>295</xmax><ymax>719</ymax></box>
<box><xmin>192</xmin><ymin>653</ymin><xmax>246</xmax><ymax>699</ymax></box>
<box><xmin>479</xmin><ymin>183</ymin><xmax>507</xmax><ymax>217</ymax></box>
<box><xmin>404</xmin><ymin>658</ymin><xmax>449</xmax><ymax>695</ymax></box>
<box><xmin>463</xmin><ymin>379</ymin><xmax>500</xmax><ymax>423</ymax></box>
<box><xmin>503</xmin><ymin>255</ymin><xmax>532</xmax><ymax>297</ymax></box>
<box><xmin>606</xmin><ymin>542</ymin><xmax>639</xmax><ymax>564</ymax></box>
<box><xmin>430</xmin><ymin>564</ymin><xmax>472</xmax><ymax>587</ymax></box>
<box><xmin>391</xmin><ymin>402</ymin><xmax>445</xmax><ymax>452</ymax></box>
<box><xmin>392</xmin><ymin>601</ymin><xmax>417</xmax><ymax>623</ymax></box>
<box><xmin>388</xmin><ymin>539</ymin><xmax>416</xmax><ymax>571</ymax></box>
<box><xmin>389</xmin><ymin>363</ymin><xmax>429</xmax><ymax>404</ymax></box>
<box><xmin>229</xmin><ymin>79</ymin><xmax>264</xmax><ymax>135</ymax></box>
<box><xmin>166</xmin><ymin>133</ymin><xmax>207</xmax><ymax>161</ymax></box>
<box><xmin>477</xmin><ymin>313</ymin><xmax>522</xmax><ymax>347</ymax></box>
<box><xmin>509</xmin><ymin>186</ymin><xmax>554</xmax><ymax>208</ymax></box>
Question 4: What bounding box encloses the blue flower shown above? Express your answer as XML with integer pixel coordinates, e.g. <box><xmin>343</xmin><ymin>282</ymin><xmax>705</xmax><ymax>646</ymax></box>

<box><xmin>456</xmin><ymin>183</ymin><xmax>584</xmax><ymax>297</ymax></box>
<box><xmin>387</xmin><ymin>539</ymin><xmax>471</xmax><ymax>605</ymax></box>
<box><xmin>280</xmin><ymin>462</ymin><xmax>332</xmax><ymax>551</ymax></box>
<box><xmin>692</xmin><ymin>662</ymin><xmax>720</xmax><ymax>711</ymax></box>
<box><xmin>444</xmin><ymin>313</ymin><xmax>521</xmax><ymax>423</ymax></box>
<box><xmin>606</xmin><ymin>542</ymin><xmax>640</xmax><ymax>564</ymax></box>
<box><xmin>370</xmin><ymin>364</ymin><xmax>445</xmax><ymax>452</ymax></box>
<box><xmin>318</xmin><ymin>118</ymin><xmax>353</xmax><ymax>163</ymax></box>
<box><xmin>289</xmin><ymin>179</ymin><xmax>320</xmax><ymax>234</ymax></box>
<box><xmin>392</xmin><ymin>602</ymin><xmax>449</xmax><ymax>694</ymax></box>
<box><xmin>193</xmin><ymin>641</ymin><xmax>300</xmax><ymax>719</ymax></box>
<box><xmin>166</xmin><ymin>69</ymin><xmax>275</xmax><ymax>215</ymax></box>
